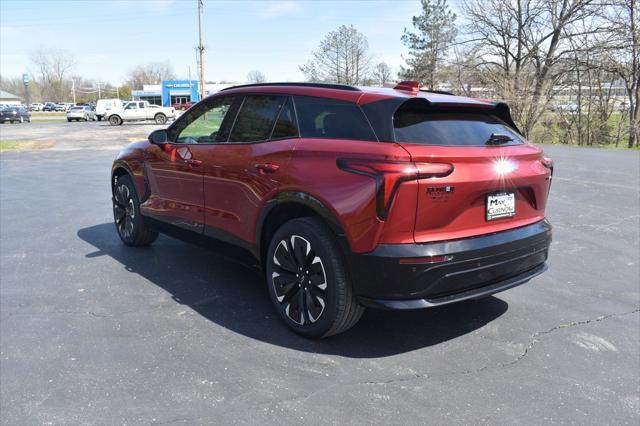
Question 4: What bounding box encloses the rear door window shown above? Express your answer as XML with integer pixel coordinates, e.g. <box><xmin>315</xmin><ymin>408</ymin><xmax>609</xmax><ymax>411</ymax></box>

<box><xmin>293</xmin><ymin>96</ymin><xmax>377</xmax><ymax>141</ymax></box>
<box><xmin>394</xmin><ymin>108</ymin><xmax>524</xmax><ymax>146</ymax></box>
<box><xmin>270</xmin><ymin>97</ymin><xmax>298</xmax><ymax>140</ymax></box>
<box><xmin>229</xmin><ymin>95</ymin><xmax>286</xmax><ymax>143</ymax></box>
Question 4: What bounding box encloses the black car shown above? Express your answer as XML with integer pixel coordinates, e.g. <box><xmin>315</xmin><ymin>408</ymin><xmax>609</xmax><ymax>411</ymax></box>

<box><xmin>0</xmin><ymin>106</ymin><xmax>31</xmax><ymax>123</ymax></box>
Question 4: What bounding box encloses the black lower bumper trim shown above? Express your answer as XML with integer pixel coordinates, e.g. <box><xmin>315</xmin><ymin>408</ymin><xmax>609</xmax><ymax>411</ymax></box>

<box><xmin>358</xmin><ymin>263</ymin><xmax>547</xmax><ymax>310</ymax></box>
<box><xmin>348</xmin><ymin>220</ymin><xmax>552</xmax><ymax>303</ymax></box>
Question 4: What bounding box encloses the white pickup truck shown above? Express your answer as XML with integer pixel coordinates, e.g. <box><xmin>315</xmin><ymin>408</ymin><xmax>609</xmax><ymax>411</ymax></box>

<box><xmin>106</xmin><ymin>101</ymin><xmax>175</xmax><ymax>125</ymax></box>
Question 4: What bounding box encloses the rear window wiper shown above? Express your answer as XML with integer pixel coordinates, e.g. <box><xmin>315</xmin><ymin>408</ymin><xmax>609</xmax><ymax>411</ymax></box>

<box><xmin>485</xmin><ymin>133</ymin><xmax>514</xmax><ymax>145</ymax></box>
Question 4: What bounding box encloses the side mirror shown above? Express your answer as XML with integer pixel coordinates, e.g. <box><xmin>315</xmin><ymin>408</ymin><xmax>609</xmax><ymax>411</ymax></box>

<box><xmin>148</xmin><ymin>129</ymin><xmax>168</xmax><ymax>145</ymax></box>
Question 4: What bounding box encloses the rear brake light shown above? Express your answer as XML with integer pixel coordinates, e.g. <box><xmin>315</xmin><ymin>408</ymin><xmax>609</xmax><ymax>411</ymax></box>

<box><xmin>337</xmin><ymin>159</ymin><xmax>453</xmax><ymax>219</ymax></box>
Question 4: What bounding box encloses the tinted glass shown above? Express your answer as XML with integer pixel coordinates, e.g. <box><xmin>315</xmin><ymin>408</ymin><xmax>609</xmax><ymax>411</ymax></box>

<box><xmin>229</xmin><ymin>95</ymin><xmax>286</xmax><ymax>143</ymax></box>
<box><xmin>293</xmin><ymin>96</ymin><xmax>377</xmax><ymax>141</ymax></box>
<box><xmin>173</xmin><ymin>96</ymin><xmax>237</xmax><ymax>144</ymax></box>
<box><xmin>394</xmin><ymin>109</ymin><xmax>524</xmax><ymax>146</ymax></box>
<box><xmin>271</xmin><ymin>97</ymin><xmax>298</xmax><ymax>139</ymax></box>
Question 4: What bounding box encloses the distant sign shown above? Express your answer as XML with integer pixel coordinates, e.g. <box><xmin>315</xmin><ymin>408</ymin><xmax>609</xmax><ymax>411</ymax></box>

<box><xmin>22</xmin><ymin>73</ymin><xmax>30</xmax><ymax>85</ymax></box>
<box><xmin>165</xmin><ymin>82</ymin><xmax>193</xmax><ymax>88</ymax></box>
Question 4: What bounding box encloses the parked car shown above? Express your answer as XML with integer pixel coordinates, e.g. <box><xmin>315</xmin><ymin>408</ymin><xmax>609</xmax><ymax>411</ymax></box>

<box><xmin>172</xmin><ymin>101</ymin><xmax>195</xmax><ymax>111</ymax></box>
<box><xmin>110</xmin><ymin>81</ymin><xmax>553</xmax><ymax>338</ymax></box>
<box><xmin>67</xmin><ymin>105</ymin><xmax>96</xmax><ymax>122</ymax></box>
<box><xmin>106</xmin><ymin>101</ymin><xmax>175</xmax><ymax>125</ymax></box>
<box><xmin>0</xmin><ymin>106</ymin><xmax>31</xmax><ymax>123</ymax></box>
<box><xmin>54</xmin><ymin>103</ymin><xmax>67</xmax><ymax>112</ymax></box>
<box><xmin>43</xmin><ymin>102</ymin><xmax>57</xmax><ymax>112</ymax></box>
<box><xmin>30</xmin><ymin>103</ymin><xmax>44</xmax><ymax>112</ymax></box>
<box><xmin>555</xmin><ymin>103</ymin><xmax>579</xmax><ymax>112</ymax></box>
<box><xmin>95</xmin><ymin>99</ymin><xmax>123</xmax><ymax>121</ymax></box>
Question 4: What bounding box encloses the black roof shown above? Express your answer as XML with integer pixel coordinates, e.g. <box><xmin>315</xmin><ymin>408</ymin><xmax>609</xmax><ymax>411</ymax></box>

<box><xmin>220</xmin><ymin>82</ymin><xmax>361</xmax><ymax>92</ymax></box>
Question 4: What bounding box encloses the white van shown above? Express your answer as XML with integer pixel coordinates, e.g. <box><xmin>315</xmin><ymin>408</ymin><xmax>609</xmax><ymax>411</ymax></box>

<box><xmin>95</xmin><ymin>99</ymin><xmax>124</xmax><ymax>121</ymax></box>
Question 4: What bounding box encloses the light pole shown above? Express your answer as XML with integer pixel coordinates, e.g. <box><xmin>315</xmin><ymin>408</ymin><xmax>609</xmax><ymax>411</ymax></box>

<box><xmin>197</xmin><ymin>0</ymin><xmax>205</xmax><ymax>101</ymax></box>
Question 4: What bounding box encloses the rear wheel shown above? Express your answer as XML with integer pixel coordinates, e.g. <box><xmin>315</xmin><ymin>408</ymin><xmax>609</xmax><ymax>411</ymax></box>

<box><xmin>67</xmin><ymin>118</ymin><xmax>71</xmax><ymax>122</ymax></box>
<box><xmin>265</xmin><ymin>217</ymin><xmax>364</xmax><ymax>338</ymax></box>
<box><xmin>112</xmin><ymin>174</ymin><xmax>158</xmax><ymax>246</ymax></box>
<box><xmin>97</xmin><ymin>115</ymin><xmax>102</xmax><ymax>121</ymax></box>
<box><xmin>109</xmin><ymin>115</ymin><xmax>122</xmax><ymax>126</ymax></box>
<box><xmin>154</xmin><ymin>113</ymin><xmax>167</xmax><ymax>125</ymax></box>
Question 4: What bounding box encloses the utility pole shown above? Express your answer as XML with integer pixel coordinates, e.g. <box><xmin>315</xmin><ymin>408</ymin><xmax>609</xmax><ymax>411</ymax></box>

<box><xmin>97</xmin><ymin>82</ymin><xmax>101</xmax><ymax>100</ymax></box>
<box><xmin>196</xmin><ymin>0</ymin><xmax>205</xmax><ymax>101</ymax></box>
<box><xmin>71</xmin><ymin>78</ymin><xmax>76</xmax><ymax>104</ymax></box>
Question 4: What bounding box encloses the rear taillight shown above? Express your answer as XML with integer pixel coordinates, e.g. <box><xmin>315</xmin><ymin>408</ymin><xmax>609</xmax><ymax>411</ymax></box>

<box><xmin>337</xmin><ymin>158</ymin><xmax>453</xmax><ymax>219</ymax></box>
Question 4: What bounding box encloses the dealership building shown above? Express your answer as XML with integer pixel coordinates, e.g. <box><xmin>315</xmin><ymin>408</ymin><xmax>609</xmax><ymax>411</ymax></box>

<box><xmin>131</xmin><ymin>80</ymin><xmax>235</xmax><ymax>106</ymax></box>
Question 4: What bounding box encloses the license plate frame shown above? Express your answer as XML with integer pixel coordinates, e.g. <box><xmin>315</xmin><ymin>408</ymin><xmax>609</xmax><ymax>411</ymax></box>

<box><xmin>486</xmin><ymin>191</ymin><xmax>516</xmax><ymax>221</ymax></box>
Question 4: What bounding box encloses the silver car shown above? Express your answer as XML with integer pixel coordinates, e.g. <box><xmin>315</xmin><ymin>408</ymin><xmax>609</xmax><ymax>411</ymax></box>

<box><xmin>66</xmin><ymin>106</ymin><xmax>96</xmax><ymax>122</ymax></box>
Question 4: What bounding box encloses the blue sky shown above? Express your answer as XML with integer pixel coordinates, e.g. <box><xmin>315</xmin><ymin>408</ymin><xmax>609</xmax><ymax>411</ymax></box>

<box><xmin>0</xmin><ymin>0</ymin><xmax>462</xmax><ymax>85</ymax></box>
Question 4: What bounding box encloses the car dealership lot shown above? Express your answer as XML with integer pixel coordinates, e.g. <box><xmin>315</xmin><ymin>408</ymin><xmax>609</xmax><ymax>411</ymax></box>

<box><xmin>1</xmin><ymin>123</ymin><xmax>639</xmax><ymax>424</ymax></box>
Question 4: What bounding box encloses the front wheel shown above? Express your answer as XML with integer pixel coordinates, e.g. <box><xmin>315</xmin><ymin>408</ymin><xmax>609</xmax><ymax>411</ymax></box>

<box><xmin>112</xmin><ymin>175</ymin><xmax>158</xmax><ymax>246</ymax></box>
<box><xmin>265</xmin><ymin>217</ymin><xmax>364</xmax><ymax>338</ymax></box>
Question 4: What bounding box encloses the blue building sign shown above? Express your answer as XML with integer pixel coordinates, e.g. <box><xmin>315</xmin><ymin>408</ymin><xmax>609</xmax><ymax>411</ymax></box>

<box><xmin>132</xmin><ymin>79</ymin><xmax>200</xmax><ymax>107</ymax></box>
<box><xmin>161</xmin><ymin>80</ymin><xmax>200</xmax><ymax>107</ymax></box>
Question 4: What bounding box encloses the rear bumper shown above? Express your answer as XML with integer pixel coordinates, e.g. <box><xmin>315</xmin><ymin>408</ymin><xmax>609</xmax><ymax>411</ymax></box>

<box><xmin>349</xmin><ymin>220</ymin><xmax>552</xmax><ymax>309</ymax></box>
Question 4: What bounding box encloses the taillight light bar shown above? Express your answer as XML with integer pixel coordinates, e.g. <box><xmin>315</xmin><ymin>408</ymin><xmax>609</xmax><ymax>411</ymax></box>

<box><xmin>337</xmin><ymin>158</ymin><xmax>453</xmax><ymax>219</ymax></box>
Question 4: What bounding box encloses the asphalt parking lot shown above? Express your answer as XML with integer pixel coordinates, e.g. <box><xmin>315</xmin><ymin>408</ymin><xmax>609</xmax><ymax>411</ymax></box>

<box><xmin>1</xmin><ymin>122</ymin><xmax>639</xmax><ymax>425</ymax></box>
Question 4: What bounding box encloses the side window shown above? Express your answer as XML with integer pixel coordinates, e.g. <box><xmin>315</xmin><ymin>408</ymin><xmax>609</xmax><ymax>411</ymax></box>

<box><xmin>229</xmin><ymin>95</ymin><xmax>286</xmax><ymax>143</ymax></box>
<box><xmin>271</xmin><ymin>97</ymin><xmax>298</xmax><ymax>139</ymax></box>
<box><xmin>171</xmin><ymin>96</ymin><xmax>238</xmax><ymax>144</ymax></box>
<box><xmin>125</xmin><ymin>103</ymin><xmax>137</xmax><ymax>110</ymax></box>
<box><xmin>293</xmin><ymin>96</ymin><xmax>377</xmax><ymax>141</ymax></box>
<box><xmin>139</xmin><ymin>102</ymin><xmax>145</xmax><ymax>109</ymax></box>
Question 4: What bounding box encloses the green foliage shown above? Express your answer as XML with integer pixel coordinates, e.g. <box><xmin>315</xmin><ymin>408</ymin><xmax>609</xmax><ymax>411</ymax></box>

<box><xmin>400</xmin><ymin>0</ymin><xmax>456</xmax><ymax>89</ymax></box>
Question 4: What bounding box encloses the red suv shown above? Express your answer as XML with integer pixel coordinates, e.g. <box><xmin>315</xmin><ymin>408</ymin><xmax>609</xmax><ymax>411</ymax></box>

<box><xmin>111</xmin><ymin>81</ymin><xmax>553</xmax><ymax>337</ymax></box>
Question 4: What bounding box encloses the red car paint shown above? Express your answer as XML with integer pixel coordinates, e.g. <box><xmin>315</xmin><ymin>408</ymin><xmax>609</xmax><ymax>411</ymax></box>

<box><xmin>113</xmin><ymin>83</ymin><xmax>552</xmax><ymax>257</ymax></box>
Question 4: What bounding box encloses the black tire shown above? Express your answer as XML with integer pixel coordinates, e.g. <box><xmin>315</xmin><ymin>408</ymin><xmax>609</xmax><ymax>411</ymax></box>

<box><xmin>154</xmin><ymin>113</ymin><xmax>167</xmax><ymax>125</ymax></box>
<box><xmin>265</xmin><ymin>217</ymin><xmax>364</xmax><ymax>338</ymax></box>
<box><xmin>67</xmin><ymin>119</ymin><xmax>71</xmax><ymax>122</ymax></box>
<box><xmin>109</xmin><ymin>115</ymin><xmax>122</xmax><ymax>126</ymax></box>
<box><xmin>112</xmin><ymin>174</ymin><xmax>158</xmax><ymax>247</ymax></box>
<box><xmin>97</xmin><ymin>116</ymin><xmax>102</xmax><ymax>121</ymax></box>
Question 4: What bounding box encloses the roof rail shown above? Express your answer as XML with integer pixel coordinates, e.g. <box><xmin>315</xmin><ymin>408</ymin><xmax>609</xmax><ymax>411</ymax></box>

<box><xmin>220</xmin><ymin>82</ymin><xmax>362</xmax><ymax>92</ymax></box>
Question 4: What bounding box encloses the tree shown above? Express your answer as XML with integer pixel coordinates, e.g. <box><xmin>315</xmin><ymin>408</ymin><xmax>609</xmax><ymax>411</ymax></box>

<box><xmin>400</xmin><ymin>0</ymin><xmax>457</xmax><ymax>89</ymax></box>
<box><xmin>126</xmin><ymin>61</ymin><xmax>176</xmax><ymax>90</ymax></box>
<box><xmin>247</xmin><ymin>70</ymin><xmax>267</xmax><ymax>83</ymax></box>
<box><xmin>461</xmin><ymin>0</ymin><xmax>597</xmax><ymax>136</ymax></box>
<box><xmin>29</xmin><ymin>47</ymin><xmax>75</xmax><ymax>102</ymax></box>
<box><xmin>372</xmin><ymin>62</ymin><xmax>393</xmax><ymax>86</ymax></box>
<box><xmin>598</xmin><ymin>0</ymin><xmax>639</xmax><ymax>148</ymax></box>
<box><xmin>300</xmin><ymin>25</ymin><xmax>371</xmax><ymax>84</ymax></box>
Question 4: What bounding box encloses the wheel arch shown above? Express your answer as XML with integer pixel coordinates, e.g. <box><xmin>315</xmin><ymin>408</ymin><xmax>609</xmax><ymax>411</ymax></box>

<box><xmin>256</xmin><ymin>191</ymin><xmax>351</xmax><ymax>265</ymax></box>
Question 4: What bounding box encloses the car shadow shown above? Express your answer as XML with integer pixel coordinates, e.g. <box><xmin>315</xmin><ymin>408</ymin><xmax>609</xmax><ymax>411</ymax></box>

<box><xmin>77</xmin><ymin>223</ymin><xmax>509</xmax><ymax>358</ymax></box>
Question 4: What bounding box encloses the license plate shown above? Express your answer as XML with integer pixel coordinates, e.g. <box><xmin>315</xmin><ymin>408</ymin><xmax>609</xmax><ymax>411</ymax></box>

<box><xmin>486</xmin><ymin>192</ymin><xmax>516</xmax><ymax>221</ymax></box>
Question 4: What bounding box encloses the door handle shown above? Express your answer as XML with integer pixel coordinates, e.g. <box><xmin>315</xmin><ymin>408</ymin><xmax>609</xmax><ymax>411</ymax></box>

<box><xmin>255</xmin><ymin>163</ymin><xmax>280</xmax><ymax>174</ymax></box>
<box><xmin>185</xmin><ymin>159</ymin><xmax>203</xmax><ymax>167</ymax></box>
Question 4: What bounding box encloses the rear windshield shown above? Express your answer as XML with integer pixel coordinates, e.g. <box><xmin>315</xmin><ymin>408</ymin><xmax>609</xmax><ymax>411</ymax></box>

<box><xmin>394</xmin><ymin>111</ymin><xmax>524</xmax><ymax>146</ymax></box>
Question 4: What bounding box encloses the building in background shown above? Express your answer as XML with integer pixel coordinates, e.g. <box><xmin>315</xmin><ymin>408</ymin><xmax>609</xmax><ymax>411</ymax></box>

<box><xmin>0</xmin><ymin>90</ymin><xmax>22</xmax><ymax>105</ymax></box>
<box><xmin>131</xmin><ymin>80</ymin><xmax>238</xmax><ymax>106</ymax></box>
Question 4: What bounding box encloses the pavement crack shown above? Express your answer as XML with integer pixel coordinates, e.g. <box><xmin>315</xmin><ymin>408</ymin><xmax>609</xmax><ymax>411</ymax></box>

<box><xmin>508</xmin><ymin>307</ymin><xmax>640</xmax><ymax>366</ymax></box>
<box><xmin>289</xmin><ymin>308</ymin><xmax>640</xmax><ymax>396</ymax></box>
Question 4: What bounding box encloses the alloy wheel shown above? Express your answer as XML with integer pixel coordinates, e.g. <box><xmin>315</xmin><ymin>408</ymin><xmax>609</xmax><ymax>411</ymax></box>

<box><xmin>113</xmin><ymin>183</ymin><xmax>136</xmax><ymax>239</ymax></box>
<box><xmin>271</xmin><ymin>235</ymin><xmax>328</xmax><ymax>325</ymax></box>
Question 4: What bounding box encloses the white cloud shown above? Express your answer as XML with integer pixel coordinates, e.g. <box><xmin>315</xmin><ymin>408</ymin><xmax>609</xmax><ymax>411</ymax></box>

<box><xmin>259</xmin><ymin>1</ymin><xmax>302</xmax><ymax>19</ymax></box>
